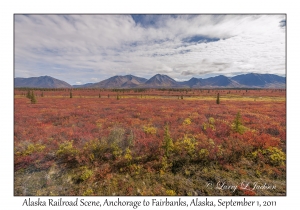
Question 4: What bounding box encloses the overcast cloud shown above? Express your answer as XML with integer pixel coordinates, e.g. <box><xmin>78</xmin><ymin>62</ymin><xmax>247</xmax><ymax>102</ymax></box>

<box><xmin>14</xmin><ymin>14</ymin><xmax>286</xmax><ymax>85</ymax></box>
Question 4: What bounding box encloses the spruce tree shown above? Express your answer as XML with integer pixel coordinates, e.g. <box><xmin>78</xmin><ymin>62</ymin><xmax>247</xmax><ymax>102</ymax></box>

<box><xmin>216</xmin><ymin>93</ymin><xmax>220</xmax><ymax>104</ymax></box>
<box><xmin>162</xmin><ymin>124</ymin><xmax>174</xmax><ymax>158</ymax></box>
<box><xmin>30</xmin><ymin>91</ymin><xmax>37</xmax><ymax>104</ymax></box>
<box><xmin>26</xmin><ymin>90</ymin><xmax>31</xmax><ymax>99</ymax></box>
<box><xmin>70</xmin><ymin>91</ymin><xmax>73</xmax><ymax>98</ymax></box>
<box><xmin>233</xmin><ymin>111</ymin><xmax>243</xmax><ymax>133</ymax></box>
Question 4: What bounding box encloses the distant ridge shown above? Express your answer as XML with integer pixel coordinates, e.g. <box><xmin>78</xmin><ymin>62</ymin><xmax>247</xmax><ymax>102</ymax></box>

<box><xmin>14</xmin><ymin>76</ymin><xmax>72</xmax><ymax>88</ymax></box>
<box><xmin>14</xmin><ymin>73</ymin><xmax>286</xmax><ymax>89</ymax></box>
<box><xmin>144</xmin><ymin>74</ymin><xmax>178</xmax><ymax>88</ymax></box>
<box><xmin>231</xmin><ymin>73</ymin><xmax>286</xmax><ymax>88</ymax></box>
<box><xmin>180</xmin><ymin>75</ymin><xmax>241</xmax><ymax>88</ymax></box>
<box><xmin>87</xmin><ymin>75</ymin><xmax>147</xmax><ymax>88</ymax></box>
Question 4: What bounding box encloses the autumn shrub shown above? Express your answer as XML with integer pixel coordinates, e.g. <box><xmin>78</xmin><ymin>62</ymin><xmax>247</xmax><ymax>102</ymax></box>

<box><xmin>107</xmin><ymin>127</ymin><xmax>125</xmax><ymax>145</ymax></box>
<box><xmin>143</xmin><ymin>125</ymin><xmax>157</xmax><ymax>135</ymax></box>
<box><xmin>79</xmin><ymin>166</ymin><xmax>93</xmax><ymax>182</ymax></box>
<box><xmin>83</xmin><ymin>188</ymin><xmax>94</xmax><ymax>196</ymax></box>
<box><xmin>128</xmin><ymin>164</ymin><xmax>142</xmax><ymax>175</ymax></box>
<box><xmin>182</xmin><ymin>118</ymin><xmax>192</xmax><ymax>126</ymax></box>
<box><xmin>124</xmin><ymin>147</ymin><xmax>132</xmax><ymax>163</ymax></box>
<box><xmin>264</xmin><ymin>147</ymin><xmax>286</xmax><ymax>166</ymax></box>
<box><xmin>133</xmin><ymin>128</ymin><xmax>161</xmax><ymax>159</ymax></box>
<box><xmin>113</xmin><ymin>148</ymin><xmax>133</xmax><ymax>172</ymax></box>
<box><xmin>15</xmin><ymin>152</ymin><xmax>45</xmax><ymax>171</ymax></box>
<box><xmin>82</xmin><ymin>138</ymin><xmax>109</xmax><ymax>162</ymax></box>
<box><xmin>257</xmin><ymin>133</ymin><xmax>281</xmax><ymax>149</ymax></box>
<box><xmin>202</xmin><ymin>117</ymin><xmax>215</xmax><ymax>131</ymax></box>
<box><xmin>15</xmin><ymin>142</ymin><xmax>46</xmax><ymax>156</ymax></box>
<box><xmin>56</xmin><ymin>140</ymin><xmax>79</xmax><ymax>166</ymax></box>
<box><xmin>221</xmin><ymin>137</ymin><xmax>249</xmax><ymax>164</ymax></box>
<box><xmin>174</xmin><ymin>134</ymin><xmax>197</xmax><ymax>160</ymax></box>
<box><xmin>111</xmin><ymin>142</ymin><xmax>122</xmax><ymax>159</ymax></box>
<box><xmin>215</xmin><ymin>121</ymin><xmax>231</xmax><ymax>138</ymax></box>
<box><xmin>94</xmin><ymin>163</ymin><xmax>111</xmax><ymax>179</ymax></box>
<box><xmin>108</xmin><ymin>127</ymin><xmax>131</xmax><ymax>150</ymax></box>
<box><xmin>14</xmin><ymin>142</ymin><xmax>47</xmax><ymax>171</ymax></box>
<box><xmin>166</xmin><ymin>189</ymin><xmax>176</xmax><ymax>196</ymax></box>
<box><xmin>198</xmin><ymin>148</ymin><xmax>209</xmax><ymax>163</ymax></box>
<box><xmin>127</xmin><ymin>129</ymin><xmax>134</xmax><ymax>147</ymax></box>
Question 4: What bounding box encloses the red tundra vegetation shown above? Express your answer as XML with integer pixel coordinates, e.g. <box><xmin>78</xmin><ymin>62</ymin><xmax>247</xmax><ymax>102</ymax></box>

<box><xmin>14</xmin><ymin>88</ymin><xmax>286</xmax><ymax>196</ymax></box>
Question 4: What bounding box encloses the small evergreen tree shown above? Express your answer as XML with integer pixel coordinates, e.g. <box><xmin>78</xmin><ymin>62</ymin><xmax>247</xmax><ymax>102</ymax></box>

<box><xmin>181</xmin><ymin>95</ymin><xmax>183</xmax><ymax>99</ymax></box>
<box><xmin>117</xmin><ymin>94</ymin><xmax>120</xmax><ymax>100</ymax></box>
<box><xmin>26</xmin><ymin>90</ymin><xmax>31</xmax><ymax>99</ymax></box>
<box><xmin>162</xmin><ymin>124</ymin><xmax>174</xmax><ymax>158</ymax></box>
<box><xmin>30</xmin><ymin>91</ymin><xmax>37</xmax><ymax>104</ymax></box>
<box><xmin>70</xmin><ymin>91</ymin><xmax>73</xmax><ymax>98</ymax></box>
<box><xmin>99</xmin><ymin>94</ymin><xmax>101</xmax><ymax>98</ymax></box>
<box><xmin>233</xmin><ymin>111</ymin><xmax>244</xmax><ymax>133</ymax></box>
<box><xmin>216</xmin><ymin>93</ymin><xmax>220</xmax><ymax>104</ymax></box>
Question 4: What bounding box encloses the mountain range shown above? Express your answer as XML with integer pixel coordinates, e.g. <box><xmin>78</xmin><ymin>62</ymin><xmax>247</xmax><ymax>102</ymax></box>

<box><xmin>14</xmin><ymin>73</ymin><xmax>286</xmax><ymax>89</ymax></box>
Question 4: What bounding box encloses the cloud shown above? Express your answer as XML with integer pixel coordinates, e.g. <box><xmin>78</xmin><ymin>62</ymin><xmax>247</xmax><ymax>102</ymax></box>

<box><xmin>90</xmin><ymin>78</ymin><xmax>99</xmax><ymax>82</ymax></box>
<box><xmin>14</xmin><ymin>14</ymin><xmax>286</xmax><ymax>84</ymax></box>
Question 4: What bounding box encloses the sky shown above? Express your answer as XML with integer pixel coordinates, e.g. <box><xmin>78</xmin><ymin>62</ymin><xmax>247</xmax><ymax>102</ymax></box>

<box><xmin>14</xmin><ymin>14</ymin><xmax>286</xmax><ymax>85</ymax></box>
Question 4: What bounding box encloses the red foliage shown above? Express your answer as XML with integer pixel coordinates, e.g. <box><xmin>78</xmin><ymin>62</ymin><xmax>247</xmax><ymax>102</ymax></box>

<box><xmin>14</xmin><ymin>89</ymin><xmax>286</xmax><ymax>173</ymax></box>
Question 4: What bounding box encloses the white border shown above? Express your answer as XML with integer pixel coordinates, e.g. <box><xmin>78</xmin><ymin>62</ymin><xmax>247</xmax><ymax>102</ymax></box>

<box><xmin>2</xmin><ymin>0</ymin><xmax>297</xmax><ymax>209</ymax></box>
